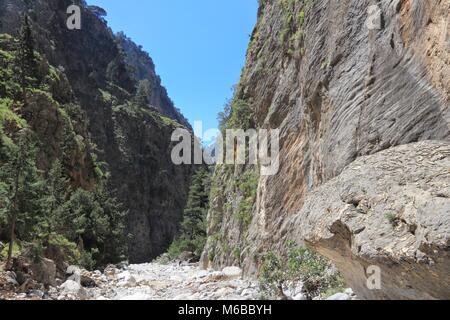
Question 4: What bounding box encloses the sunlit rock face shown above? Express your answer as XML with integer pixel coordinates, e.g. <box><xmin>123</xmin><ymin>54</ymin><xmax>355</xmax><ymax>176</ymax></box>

<box><xmin>204</xmin><ymin>0</ymin><xmax>449</xmax><ymax>299</ymax></box>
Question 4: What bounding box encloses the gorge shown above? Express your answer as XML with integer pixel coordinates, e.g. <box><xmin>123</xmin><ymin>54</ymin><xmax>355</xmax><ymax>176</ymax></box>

<box><xmin>0</xmin><ymin>0</ymin><xmax>449</xmax><ymax>301</ymax></box>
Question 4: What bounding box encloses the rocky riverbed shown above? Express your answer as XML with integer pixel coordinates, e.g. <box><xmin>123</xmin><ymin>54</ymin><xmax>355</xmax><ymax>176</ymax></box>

<box><xmin>0</xmin><ymin>261</ymin><xmax>357</xmax><ymax>300</ymax></box>
<box><xmin>1</xmin><ymin>262</ymin><xmax>260</xmax><ymax>300</ymax></box>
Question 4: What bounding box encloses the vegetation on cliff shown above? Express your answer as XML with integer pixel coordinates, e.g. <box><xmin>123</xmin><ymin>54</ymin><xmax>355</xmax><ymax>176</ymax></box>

<box><xmin>0</xmin><ymin>17</ymin><xmax>126</xmax><ymax>270</ymax></box>
<box><xmin>168</xmin><ymin>167</ymin><xmax>212</xmax><ymax>260</ymax></box>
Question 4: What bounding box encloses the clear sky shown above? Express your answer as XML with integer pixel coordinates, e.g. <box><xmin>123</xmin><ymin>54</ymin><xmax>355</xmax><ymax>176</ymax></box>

<box><xmin>87</xmin><ymin>0</ymin><xmax>258</xmax><ymax>132</ymax></box>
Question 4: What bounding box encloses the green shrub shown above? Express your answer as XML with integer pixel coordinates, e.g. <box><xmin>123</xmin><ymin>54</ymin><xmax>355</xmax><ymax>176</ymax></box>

<box><xmin>235</xmin><ymin>171</ymin><xmax>259</xmax><ymax>229</ymax></box>
<box><xmin>259</xmin><ymin>242</ymin><xmax>346</xmax><ymax>299</ymax></box>
<box><xmin>385</xmin><ymin>213</ymin><xmax>399</xmax><ymax>226</ymax></box>
<box><xmin>167</xmin><ymin>168</ymin><xmax>211</xmax><ymax>260</ymax></box>
<box><xmin>0</xmin><ymin>242</ymin><xmax>21</xmax><ymax>260</ymax></box>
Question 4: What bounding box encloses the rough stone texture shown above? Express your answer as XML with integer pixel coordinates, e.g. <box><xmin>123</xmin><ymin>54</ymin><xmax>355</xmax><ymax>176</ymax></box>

<box><xmin>0</xmin><ymin>0</ymin><xmax>194</xmax><ymax>262</ymax></box>
<box><xmin>109</xmin><ymin>106</ymin><xmax>194</xmax><ymax>261</ymax></box>
<box><xmin>204</xmin><ymin>0</ymin><xmax>450</xmax><ymax>300</ymax></box>
<box><xmin>282</xmin><ymin>141</ymin><xmax>450</xmax><ymax>300</ymax></box>
<box><xmin>116</xmin><ymin>33</ymin><xmax>190</xmax><ymax>128</ymax></box>
<box><xmin>31</xmin><ymin>258</ymin><xmax>57</xmax><ymax>287</ymax></box>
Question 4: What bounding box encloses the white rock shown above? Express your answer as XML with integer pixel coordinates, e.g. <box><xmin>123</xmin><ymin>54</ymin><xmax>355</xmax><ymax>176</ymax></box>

<box><xmin>215</xmin><ymin>287</ymin><xmax>233</xmax><ymax>297</ymax></box>
<box><xmin>195</xmin><ymin>270</ymin><xmax>209</xmax><ymax>279</ymax></box>
<box><xmin>293</xmin><ymin>293</ymin><xmax>307</xmax><ymax>300</ymax></box>
<box><xmin>59</xmin><ymin>280</ymin><xmax>88</xmax><ymax>299</ymax></box>
<box><xmin>344</xmin><ymin>288</ymin><xmax>354</xmax><ymax>296</ymax></box>
<box><xmin>66</xmin><ymin>265</ymin><xmax>81</xmax><ymax>274</ymax></box>
<box><xmin>240</xmin><ymin>288</ymin><xmax>255</xmax><ymax>297</ymax></box>
<box><xmin>222</xmin><ymin>266</ymin><xmax>242</xmax><ymax>278</ymax></box>
<box><xmin>117</xmin><ymin>271</ymin><xmax>131</xmax><ymax>279</ymax></box>
<box><xmin>66</xmin><ymin>266</ymin><xmax>82</xmax><ymax>284</ymax></box>
<box><xmin>327</xmin><ymin>293</ymin><xmax>350</xmax><ymax>300</ymax></box>
<box><xmin>173</xmin><ymin>293</ymin><xmax>192</xmax><ymax>300</ymax></box>
<box><xmin>119</xmin><ymin>293</ymin><xmax>152</xmax><ymax>300</ymax></box>
<box><xmin>117</xmin><ymin>277</ymin><xmax>136</xmax><ymax>288</ymax></box>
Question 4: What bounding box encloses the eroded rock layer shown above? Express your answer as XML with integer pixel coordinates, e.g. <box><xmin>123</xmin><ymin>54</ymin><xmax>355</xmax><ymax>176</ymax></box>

<box><xmin>204</xmin><ymin>0</ymin><xmax>449</xmax><ymax>299</ymax></box>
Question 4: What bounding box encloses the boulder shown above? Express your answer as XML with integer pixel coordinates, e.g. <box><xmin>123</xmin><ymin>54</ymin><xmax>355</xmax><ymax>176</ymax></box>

<box><xmin>327</xmin><ymin>293</ymin><xmax>351</xmax><ymax>301</ymax></box>
<box><xmin>80</xmin><ymin>274</ymin><xmax>97</xmax><ymax>288</ymax></box>
<box><xmin>117</xmin><ymin>271</ymin><xmax>137</xmax><ymax>287</ymax></box>
<box><xmin>293</xmin><ymin>293</ymin><xmax>308</xmax><ymax>301</ymax></box>
<box><xmin>31</xmin><ymin>258</ymin><xmax>56</xmax><ymax>287</ymax></box>
<box><xmin>282</xmin><ymin>142</ymin><xmax>450</xmax><ymax>300</ymax></box>
<box><xmin>178</xmin><ymin>251</ymin><xmax>195</xmax><ymax>262</ymax></box>
<box><xmin>104</xmin><ymin>264</ymin><xmax>119</xmax><ymax>278</ymax></box>
<box><xmin>66</xmin><ymin>265</ymin><xmax>81</xmax><ymax>284</ymax></box>
<box><xmin>222</xmin><ymin>266</ymin><xmax>243</xmax><ymax>279</ymax></box>
<box><xmin>4</xmin><ymin>271</ymin><xmax>19</xmax><ymax>286</ymax></box>
<box><xmin>119</xmin><ymin>293</ymin><xmax>152</xmax><ymax>300</ymax></box>
<box><xmin>59</xmin><ymin>280</ymin><xmax>88</xmax><ymax>299</ymax></box>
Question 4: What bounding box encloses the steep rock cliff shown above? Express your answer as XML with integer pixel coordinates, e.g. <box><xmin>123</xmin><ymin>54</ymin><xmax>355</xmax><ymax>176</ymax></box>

<box><xmin>0</xmin><ymin>0</ymin><xmax>193</xmax><ymax>262</ymax></box>
<box><xmin>204</xmin><ymin>0</ymin><xmax>450</xmax><ymax>299</ymax></box>
<box><xmin>116</xmin><ymin>33</ymin><xmax>190</xmax><ymax>128</ymax></box>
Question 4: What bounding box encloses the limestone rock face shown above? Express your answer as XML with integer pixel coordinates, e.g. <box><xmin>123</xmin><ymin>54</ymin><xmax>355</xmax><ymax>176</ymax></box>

<box><xmin>0</xmin><ymin>0</ymin><xmax>194</xmax><ymax>262</ymax></box>
<box><xmin>205</xmin><ymin>0</ymin><xmax>450</xmax><ymax>299</ymax></box>
<box><xmin>31</xmin><ymin>258</ymin><xmax>57</xmax><ymax>287</ymax></box>
<box><xmin>282</xmin><ymin>141</ymin><xmax>450</xmax><ymax>300</ymax></box>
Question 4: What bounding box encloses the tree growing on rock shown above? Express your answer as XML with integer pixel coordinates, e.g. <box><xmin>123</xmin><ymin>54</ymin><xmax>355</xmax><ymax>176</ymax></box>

<box><xmin>1</xmin><ymin>129</ymin><xmax>43</xmax><ymax>269</ymax></box>
<box><xmin>168</xmin><ymin>167</ymin><xmax>211</xmax><ymax>260</ymax></box>
<box><xmin>134</xmin><ymin>79</ymin><xmax>151</xmax><ymax>108</ymax></box>
<box><xmin>15</xmin><ymin>15</ymin><xmax>38</xmax><ymax>102</ymax></box>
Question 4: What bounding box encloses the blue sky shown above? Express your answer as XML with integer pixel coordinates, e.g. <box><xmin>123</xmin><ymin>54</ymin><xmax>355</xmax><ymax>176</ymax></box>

<box><xmin>87</xmin><ymin>0</ymin><xmax>258</xmax><ymax>131</ymax></box>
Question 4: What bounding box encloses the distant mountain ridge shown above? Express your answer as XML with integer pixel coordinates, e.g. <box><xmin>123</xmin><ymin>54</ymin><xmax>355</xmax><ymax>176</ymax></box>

<box><xmin>116</xmin><ymin>32</ymin><xmax>191</xmax><ymax>129</ymax></box>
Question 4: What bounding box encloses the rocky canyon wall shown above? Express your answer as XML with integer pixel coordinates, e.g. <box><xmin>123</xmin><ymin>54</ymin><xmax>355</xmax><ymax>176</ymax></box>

<box><xmin>0</xmin><ymin>0</ymin><xmax>194</xmax><ymax>263</ymax></box>
<box><xmin>204</xmin><ymin>0</ymin><xmax>450</xmax><ymax>299</ymax></box>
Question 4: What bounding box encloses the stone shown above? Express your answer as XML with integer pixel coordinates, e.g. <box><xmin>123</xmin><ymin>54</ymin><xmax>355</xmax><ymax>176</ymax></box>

<box><xmin>327</xmin><ymin>293</ymin><xmax>351</xmax><ymax>301</ymax></box>
<box><xmin>28</xmin><ymin>290</ymin><xmax>45</xmax><ymax>299</ymax></box>
<box><xmin>66</xmin><ymin>265</ymin><xmax>81</xmax><ymax>284</ymax></box>
<box><xmin>215</xmin><ymin>287</ymin><xmax>233</xmax><ymax>297</ymax></box>
<box><xmin>80</xmin><ymin>274</ymin><xmax>97</xmax><ymax>288</ymax></box>
<box><xmin>202</xmin><ymin>0</ymin><xmax>450</xmax><ymax>302</ymax></box>
<box><xmin>117</xmin><ymin>271</ymin><xmax>137</xmax><ymax>287</ymax></box>
<box><xmin>178</xmin><ymin>251</ymin><xmax>195</xmax><ymax>262</ymax></box>
<box><xmin>240</xmin><ymin>289</ymin><xmax>255</xmax><ymax>297</ymax></box>
<box><xmin>31</xmin><ymin>258</ymin><xmax>56</xmax><ymax>287</ymax></box>
<box><xmin>282</xmin><ymin>142</ymin><xmax>450</xmax><ymax>300</ymax></box>
<box><xmin>222</xmin><ymin>266</ymin><xmax>242</xmax><ymax>279</ymax></box>
<box><xmin>119</xmin><ymin>293</ymin><xmax>152</xmax><ymax>300</ymax></box>
<box><xmin>344</xmin><ymin>288</ymin><xmax>354</xmax><ymax>296</ymax></box>
<box><xmin>59</xmin><ymin>280</ymin><xmax>88</xmax><ymax>299</ymax></box>
<box><xmin>194</xmin><ymin>270</ymin><xmax>209</xmax><ymax>279</ymax></box>
<box><xmin>293</xmin><ymin>293</ymin><xmax>307</xmax><ymax>301</ymax></box>
<box><xmin>4</xmin><ymin>271</ymin><xmax>19</xmax><ymax>286</ymax></box>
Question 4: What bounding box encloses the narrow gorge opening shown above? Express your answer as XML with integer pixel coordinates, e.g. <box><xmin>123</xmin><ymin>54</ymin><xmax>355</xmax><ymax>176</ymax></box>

<box><xmin>0</xmin><ymin>0</ymin><xmax>449</xmax><ymax>303</ymax></box>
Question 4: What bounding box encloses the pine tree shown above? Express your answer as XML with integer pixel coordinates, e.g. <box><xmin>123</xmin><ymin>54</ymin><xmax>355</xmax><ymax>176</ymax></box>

<box><xmin>134</xmin><ymin>79</ymin><xmax>151</xmax><ymax>108</ymax></box>
<box><xmin>58</xmin><ymin>181</ymin><xmax>127</xmax><ymax>268</ymax></box>
<box><xmin>3</xmin><ymin>129</ymin><xmax>43</xmax><ymax>269</ymax></box>
<box><xmin>15</xmin><ymin>14</ymin><xmax>38</xmax><ymax>103</ymax></box>
<box><xmin>39</xmin><ymin>160</ymin><xmax>68</xmax><ymax>237</ymax></box>
<box><xmin>168</xmin><ymin>167</ymin><xmax>211</xmax><ymax>259</ymax></box>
